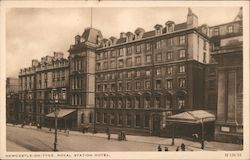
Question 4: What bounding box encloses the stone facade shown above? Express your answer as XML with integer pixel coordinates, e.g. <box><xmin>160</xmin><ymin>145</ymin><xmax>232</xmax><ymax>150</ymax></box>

<box><xmin>18</xmin><ymin>52</ymin><xmax>69</xmax><ymax>125</ymax></box>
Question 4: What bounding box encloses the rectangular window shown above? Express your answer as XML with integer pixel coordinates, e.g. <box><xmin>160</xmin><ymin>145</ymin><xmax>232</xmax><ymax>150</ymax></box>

<box><xmin>179</xmin><ymin>35</ymin><xmax>186</xmax><ymax>45</ymax></box>
<box><xmin>96</xmin><ymin>112</ymin><xmax>101</xmax><ymax>123</ymax></box>
<box><xmin>127</xmin><ymin>71</ymin><xmax>132</xmax><ymax>78</ymax></box>
<box><xmin>111</xmin><ymin>84</ymin><xmax>116</xmax><ymax>91</ymax></box>
<box><xmin>127</xmin><ymin>47</ymin><xmax>132</xmax><ymax>55</ymax></box>
<box><xmin>203</xmin><ymin>52</ymin><xmax>207</xmax><ymax>63</ymax></box>
<box><xmin>104</xmin><ymin>52</ymin><xmax>108</xmax><ymax>59</ymax></box>
<box><xmin>168</xmin><ymin>38</ymin><xmax>173</xmax><ymax>46</ymax></box>
<box><xmin>110</xmin><ymin>61</ymin><xmax>116</xmax><ymax>69</ymax></box>
<box><xmin>103</xmin><ymin>113</ymin><xmax>108</xmax><ymax>124</ymax></box>
<box><xmin>144</xmin><ymin>115</ymin><xmax>150</xmax><ymax>128</ymax></box>
<box><xmin>136</xmin><ymin>45</ymin><xmax>141</xmax><ymax>53</ymax></box>
<box><xmin>119</xmin><ymin>48</ymin><xmax>124</xmax><ymax>57</ymax></box>
<box><xmin>111</xmin><ymin>50</ymin><xmax>116</xmax><ymax>58</ymax></box>
<box><xmin>156</xmin><ymin>68</ymin><xmax>161</xmax><ymax>76</ymax></box>
<box><xmin>179</xmin><ymin>65</ymin><xmax>186</xmax><ymax>73</ymax></box>
<box><xmin>145</xmin><ymin>81</ymin><xmax>151</xmax><ymax>90</ymax></box>
<box><xmin>214</xmin><ymin>28</ymin><xmax>219</xmax><ymax>36</ymax></box>
<box><xmin>155</xmin><ymin>80</ymin><xmax>161</xmax><ymax>89</ymax></box>
<box><xmin>135</xmin><ymin>115</ymin><xmax>141</xmax><ymax>127</ymax></box>
<box><xmin>146</xmin><ymin>55</ymin><xmax>151</xmax><ymax>63</ymax></box>
<box><xmin>228</xmin><ymin>25</ymin><xmax>233</xmax><ymax>33</ymax></box>
<box><xmin>126</xmin><ymin>58</ymin><xmax>132</xmax><ymax>67</ymax></box>
<box><xmin>136</xmin><ymin>82</ymin><xmax>141</xmax><ymax>90</ymax></box>
<box><xmin>103</xmin><ymin>84</ymin><xmax>108</xmax><ymax>91</ymax></box>
<box><xmin>118</xmin><ymin>82</ymin><xmax>123</xmax><ymax>91</ymax></box>
<box><xmin>167</xmin><ymin>66</ymin><xmax>173</xmax><ymax>75</ymax></box>
<box><xmin>110</xmin><ymin>113</ymin><xmax>115</xmax><ymax>125</ymax></box>
<box><xmin>166</xmin><ymin>79</ymin><xmax>173</xmax><ymax>89</ymax></box>
<box><xmin>179</xmin><ymin>50</ymin><xmax>186</xmax><ymax>59</ymax></box>
<box><xmin>166</xmin><ymin>52</ymin><xmax>173</xmax><ymax>60</ymax></box>
<box><xmin>135</xmin><ymin>56</ymin><xmax>141</xmax><ymax>65</ymax></box>
<box><xmin>127</xmin><ymin>114</ymin><xmax>132</xmax><ymax>127</ymax></box>
<box><xmin>179</xmin><ymin>78</ymin><xmax>186</xmax><ymax>88</ymax></box>
<box><xmin>96</xmin><ymin>53</ymin><xmax>100</xmax><ymax>60</ymax></box>
<box><xmin>203</xmin><ymin>40</ymin><xmax>207</xmax><ymax>50</ymax></box>
<box><xmin>118</xmin><ymin>59</ymin><xmax>124</xmax><ymax>68</ymax></box>
<box><xmin>146</xmin><ymin>43</ymin><xmax>151</xmax><ymax>51</ymax></box>
<box><xmin>118</xmin><ymin>114</ymin><xmax>123</xmax><ymax>125</ymax></box>
<box><xmin>168</xmin><ymin>26</ymin><xmax>173</xmax><ymax>32</ymax></box>
<box><xmin>156</xmin><ymin>53</ymin><xmax>162</xmax><ymax>62</ymax></box>
<box><xmin>136</xmin><ymin>70</ymin><xmax>141</xmax><ymax>77</ymax></box>
<box><xmin>126</xmin><ymin>82</ymin><xmax>132</xmax><ymax>91</ymax></box>
<box><xmin>97</xmin><ymin>84</ymin><xmax>102</xmax><ymax>92</ymax></box>
<box><xmin>146</xmin><ymin>70</ymin><xmax>151</xmax><ymax>76</ymax></box>
<box><xmin>118</xmin><ymin>72</ymin><xmax>123</xmax><ymax>79</ymax></box>
<box><xmin>156</xmin><ymin>41</ymin><xmax>161</xmax><ymax>49</ymax></box>
<box><xmin>103</xmin><ymin>62</ymin><xmax>108</xmax><ymax>70</ymax></box>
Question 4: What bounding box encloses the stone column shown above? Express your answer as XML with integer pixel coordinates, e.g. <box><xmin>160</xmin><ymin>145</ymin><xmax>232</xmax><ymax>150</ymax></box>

<box><xmin>227</xmin><ymin>71</ymin><xmax>237</xmax><ymax>123</ymax></box>
<box><xmin>217</xmin><ymin>70</ymin><xmax>226</xmax><ymax>122</ymax></box>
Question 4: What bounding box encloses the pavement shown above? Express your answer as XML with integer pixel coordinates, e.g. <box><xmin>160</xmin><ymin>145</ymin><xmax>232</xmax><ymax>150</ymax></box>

<box><xmin>6</xmin><ymin>123</ymin><xmax>243</xmax><ymax>151</ymax></box>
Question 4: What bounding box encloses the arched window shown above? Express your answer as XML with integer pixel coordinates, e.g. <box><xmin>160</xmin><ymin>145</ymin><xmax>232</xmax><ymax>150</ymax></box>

<box><xmin>165</xmin><ymin>94</ymin><xmax>172</xmax><ymax>109</ymax></box>
<box><xmin>154</xmin><ymin>97</ymin><xmax>161</xmax><ymax>108</ymax></box>
<box><xmin>144</xmin><ymin>96</ymin><xmax>150</xmax><ymax>108</ymax></box>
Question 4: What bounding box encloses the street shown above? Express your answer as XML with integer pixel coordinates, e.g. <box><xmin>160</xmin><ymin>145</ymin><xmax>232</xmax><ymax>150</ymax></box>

<box><xmin>6</xmin><ymin>125</ymin><xmax>243</xmax><ymax>152</ymax></box>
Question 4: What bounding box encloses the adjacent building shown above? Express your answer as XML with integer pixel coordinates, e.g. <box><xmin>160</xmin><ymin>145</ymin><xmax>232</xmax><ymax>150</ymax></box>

<box><xmin>210</xmin><ymin>7</ymin><xmax>243</xmax><ymax>143</ymax></box>
<box><xmin>18</xmin><ymin>52</ymin><xmax>69</xmax><ymax>126</ymax></box>
<box><xmin>6</xmin><ymin>77</ymin><xmax>19</xmax><ymax>123</ymax></box>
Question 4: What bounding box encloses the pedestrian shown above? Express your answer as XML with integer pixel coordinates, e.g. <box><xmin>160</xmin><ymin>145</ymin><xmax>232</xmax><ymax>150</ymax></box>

<box><xmin>181</xmin><ymin>143</ymin><xmax>185</xmax><ymax>151</ymax></box>
<box><xmin>158</xmin><ymin>145</ymin><xmax>162</xmax><ymax>151</ymax></box>
<box><xmin>66</xmin><ymin>128</ymin><xmax>70</xmax><ymax>136</ymax></box>
<box><xmin>176</xmin><ymin>146</ymin><xmax>180</xmax><ymax>151</ymax></box>
<box><xmin>106</xmin><ymin>127</ymin><xmax>110</xmax><ymax>140</ymax></box>
<box><xmin>164</xmin><ymin>147</ymin><xmax>168</xmax><ymax>151</ymax></box>
<box><xmin>122</xmin><ymin>131</ymin><xmax>126</xmax><ymax>141</ymax></box>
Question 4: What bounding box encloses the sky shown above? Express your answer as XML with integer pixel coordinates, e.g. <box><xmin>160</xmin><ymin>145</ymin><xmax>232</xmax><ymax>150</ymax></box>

<box><xmin>6</xmin><ymin>7</ymin><xmax>240</xmax><ymax>77</ymax></box>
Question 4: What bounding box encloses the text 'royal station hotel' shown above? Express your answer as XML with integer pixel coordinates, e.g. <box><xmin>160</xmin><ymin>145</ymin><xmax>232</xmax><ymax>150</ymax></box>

<box><xmin>17</xmin><ymin>8</ymin><xmax>243</xmax><ymax>142</ymax></box>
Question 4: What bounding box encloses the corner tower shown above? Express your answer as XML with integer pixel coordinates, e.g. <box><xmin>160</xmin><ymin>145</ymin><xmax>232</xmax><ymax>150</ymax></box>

<box><xmin>68</xmin><ymin>28</ymin><xmax>102</xmax><ymax>130</ymax></box>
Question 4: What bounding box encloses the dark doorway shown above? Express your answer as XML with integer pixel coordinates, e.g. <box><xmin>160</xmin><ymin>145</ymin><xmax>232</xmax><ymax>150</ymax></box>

<box><xmin>152</xmin><ymin>115</ymin><xmax>160</xmax><ymax>136</ymax></box>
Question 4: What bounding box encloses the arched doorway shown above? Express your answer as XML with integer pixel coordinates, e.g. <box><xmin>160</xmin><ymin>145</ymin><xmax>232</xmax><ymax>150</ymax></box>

<box><xmin>152</xmin><ymin>114</ymin><xmax>161</xmax><ymax>136</ymax></box>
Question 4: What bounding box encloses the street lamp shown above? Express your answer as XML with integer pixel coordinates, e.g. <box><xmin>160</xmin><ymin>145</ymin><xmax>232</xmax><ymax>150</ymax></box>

<box><xmin>52</xmin><ymin>89</ymin><xmax>60</xmax><ymax>151</ymax></box>
<box><xmin>200</xmin><ymin>118</ymin><xmax>204</xmax><ymax>150</ymax></box>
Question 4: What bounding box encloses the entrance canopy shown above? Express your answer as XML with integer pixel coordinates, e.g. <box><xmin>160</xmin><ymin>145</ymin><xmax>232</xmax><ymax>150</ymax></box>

<box><xmin>46</xmin><ymin>109</ymin><xmax>76</xmax><ymax>118</ymax></box>
<box><xmin>166</xmin><ymin>110</ymin><xmax>215</xmax><ymax>124</ymax></box>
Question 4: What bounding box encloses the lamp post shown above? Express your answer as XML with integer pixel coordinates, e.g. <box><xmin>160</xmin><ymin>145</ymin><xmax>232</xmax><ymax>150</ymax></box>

<box><xmin>201</xmin><ymin>118</ymin><xmax>204</xmax><ymax>150</ymax></box>
<box><xmin>52</xmin><ymin>89</ymin><xmax>59</xmax><ymax>151</ymax></box>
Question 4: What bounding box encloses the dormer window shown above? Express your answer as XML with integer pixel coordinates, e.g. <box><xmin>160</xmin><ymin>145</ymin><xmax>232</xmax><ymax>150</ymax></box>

<box><xmin>165</xmin><ymin>21</ymin><xmax>175</xmax><ymax>33</ymax></box>
<box><xmin>168</xmin><ymin>25</ymin><xmax>174</xmax><ymax>32</ymax></box>
<box><xmin>228</xmin><ymin>25</ymin><xmax>233</xmax><ymax>33</ymax></box>
<box><xmin>154</xmin><ymin>24</ymin><xmax>163</xmax><ymax>36</ymax></box>
<box><xmin>134</xmin><ymin>27</ymin><xmax>145</xmax><ymax>40</ymax></box>
<box><xmin>75</xmin><ymin>35</ymin><xmax>81</xmax><ymax>45</ymax></box>
<box><xmin>214</xmin><ymin>28</ymin><xmax>219</xmax><ymax>36</ymax></box>
<box><xmin>156</xmin><ymin>29</ymin><xmax>161</xmax><ymax>35</ymax></box>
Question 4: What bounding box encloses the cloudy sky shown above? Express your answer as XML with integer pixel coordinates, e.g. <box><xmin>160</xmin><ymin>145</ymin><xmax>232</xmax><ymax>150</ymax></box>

<box><xmin>6</xmin><ymin>7</ymin><xmax>240</xmax><ymax>77</ymax></box>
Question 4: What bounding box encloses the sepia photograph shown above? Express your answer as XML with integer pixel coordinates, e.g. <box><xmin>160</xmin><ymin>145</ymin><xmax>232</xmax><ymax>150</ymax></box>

<box><xmin>1</xmin><ymin>0</ymin><xmax>249</xmax><ymax>159</ymax></box>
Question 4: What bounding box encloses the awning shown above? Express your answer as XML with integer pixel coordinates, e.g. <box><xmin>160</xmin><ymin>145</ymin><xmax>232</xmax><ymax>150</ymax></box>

<box><xmin>46</xmin><ymin>109</ymin><xmax>76</xmax><ymax>118</ymax></box>
<box><xmin>166</xmin><ymin>110</ymin><xmax>215</xmax><ymax>124</ymax></box>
